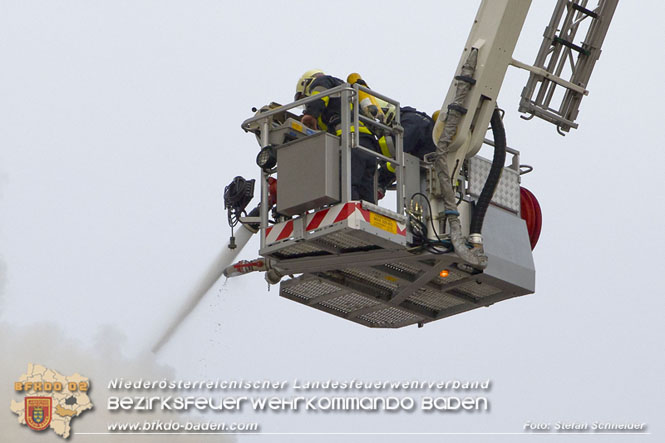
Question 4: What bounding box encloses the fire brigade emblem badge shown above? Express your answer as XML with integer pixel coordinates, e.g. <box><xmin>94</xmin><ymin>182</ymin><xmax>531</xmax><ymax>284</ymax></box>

<box><xmin>25</xmin><ymin>397</ymin><xmax>52</xmax><ymax>431</ymax></box>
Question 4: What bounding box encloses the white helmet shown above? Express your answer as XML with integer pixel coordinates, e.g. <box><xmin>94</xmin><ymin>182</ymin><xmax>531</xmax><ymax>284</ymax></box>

<box><xmin>295</xmin><ymin>69</ymin><xmax>324</xmax><ymax>100</ymax></box>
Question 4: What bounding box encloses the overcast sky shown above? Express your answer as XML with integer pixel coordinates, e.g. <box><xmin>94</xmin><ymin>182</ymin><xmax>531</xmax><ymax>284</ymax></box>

<box><xmin>1</xmin><ymin>1</ymin><xmax>664</xmax><ymax>442</ymax></box>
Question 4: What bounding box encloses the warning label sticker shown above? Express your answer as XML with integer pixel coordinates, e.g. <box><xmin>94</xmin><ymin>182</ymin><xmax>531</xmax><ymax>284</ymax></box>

<box><xmin>369</xmin><ymin>212</ymin><xmax>397</xmax><ymax>234</ymax></box>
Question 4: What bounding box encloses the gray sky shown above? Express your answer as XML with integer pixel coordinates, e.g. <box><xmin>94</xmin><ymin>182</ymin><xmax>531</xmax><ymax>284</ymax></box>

<box><xmin>1</xmin><ymin>1</ymin><xmax>664</xmax><ymax>442</ymax></box>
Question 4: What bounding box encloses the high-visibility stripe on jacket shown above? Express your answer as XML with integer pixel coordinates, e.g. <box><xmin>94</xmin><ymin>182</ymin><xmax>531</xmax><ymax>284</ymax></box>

<box><xmin>378</xmin><ymin>136</ymin><xmax>396</xmax><ymax>172</ymax></box>
<box><xmin>335</xmin><ymin>125</ymin><xmax>373</xmax><ymax>136</ymax></box>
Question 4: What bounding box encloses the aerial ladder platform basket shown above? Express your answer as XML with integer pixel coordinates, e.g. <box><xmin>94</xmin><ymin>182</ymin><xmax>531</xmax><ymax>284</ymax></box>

<box><xmin>239</xmin><ymin>82</ymin><xmax>534</xmax><ymax>328</ymax></box>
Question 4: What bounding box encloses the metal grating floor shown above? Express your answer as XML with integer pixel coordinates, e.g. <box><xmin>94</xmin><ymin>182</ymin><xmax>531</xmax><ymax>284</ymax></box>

<box><xmin>273</xmin><ymin>201</ymin><xmax>535</xmax><ymax>329</ymax></box>
<box><xmin>275</xmin><ymin>242</ymin><xmax>327</xmax><ymax>257</ymax></box>
<box><xmin>319</xmin><ymin>292</ymin><xmax>379</xmax><ymax>314</ymax></box>
<box><xmin>358</xmin><ymin>307</ymin><xmax>421</xmax><ymax>327</ymax></box>
<box><xmin>408</xmin><ymin>286</ymin><xmax>464</xmax><ymax>311</ymax></box>
<box><xmin>282</xmin><ymin>279</ymin><xmax>339</xmax><ymax>301</ymax></box>
<box><xmin>341</xmin><ymin>268</ymin><xmax>399</xmax><ymax>292</ymax></box>
<box><xmin>279</xmin><ymin>260</ymin><xmax>516</xmax><ymax>328</ymax></box>
<box><xmin>453</xmin><ymin>280</ymin><xmax>503</xmax><ymax>298</ymax></box>
<box><xmin>316</xmin><ymin>231</ymin><xmax>375</xmax><ymax>250</ymax></box>
<box><xmin>384</xmin><ymin>262</ymin><xmax>421</xmax><ymax>278</ymax></box>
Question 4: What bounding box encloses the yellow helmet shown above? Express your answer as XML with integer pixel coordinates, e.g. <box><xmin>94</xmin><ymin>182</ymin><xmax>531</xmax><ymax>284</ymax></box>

<box><xmin>295</xmin><ymin>69</ymin><xmax>324</xmax><ymax>100</ymax></box>
<box><xmin>347</xmin><ymin>72</ymin><xmax>370</xmax><ymax>87</ymax></box>
<box><xmin>347</xmin><ymin>72</ymin><xmax>362</xmax><ymax>85</ymax></box>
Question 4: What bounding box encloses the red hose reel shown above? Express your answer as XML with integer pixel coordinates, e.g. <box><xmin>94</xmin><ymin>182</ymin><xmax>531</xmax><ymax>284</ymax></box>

<box><xmin>520</xmin><ymin>187</ymin><xmax>542</xmax><ymax>250</ymax></box>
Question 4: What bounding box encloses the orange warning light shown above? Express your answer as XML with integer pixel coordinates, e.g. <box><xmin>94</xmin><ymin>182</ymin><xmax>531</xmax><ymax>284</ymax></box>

<box><xmin>439</xmin><ymin>269</ymin><xmax>449</xmax><ymax>278</ymax></box>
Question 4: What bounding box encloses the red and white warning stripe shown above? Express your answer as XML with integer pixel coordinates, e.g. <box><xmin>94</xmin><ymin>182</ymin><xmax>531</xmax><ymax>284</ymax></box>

<box><xmin>264</xmin><ymin>202</ymin><xmax>406</xmax><ymax>245</ymax></box>
<box><xmin>265</xmin><ymin>219</ymin><xmax>294</xmax><ymax>244</ymax></box>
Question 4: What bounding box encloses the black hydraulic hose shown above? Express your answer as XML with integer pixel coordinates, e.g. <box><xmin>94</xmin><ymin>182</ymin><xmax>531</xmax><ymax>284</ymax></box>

<box><xmin>469</xmin><ymin>108</ymin><xmax>506</xmax><ymax>235</ymax></box>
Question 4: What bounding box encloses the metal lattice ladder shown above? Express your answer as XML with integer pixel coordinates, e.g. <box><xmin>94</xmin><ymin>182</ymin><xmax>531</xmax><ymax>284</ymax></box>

<box><xmin>514</xmin><ymin>0</ymin><xmax>619</xmax><ymax>134</ymax></box>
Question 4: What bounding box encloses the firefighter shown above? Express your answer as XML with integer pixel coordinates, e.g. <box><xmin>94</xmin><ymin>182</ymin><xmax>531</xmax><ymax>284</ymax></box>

<box><xmin>377</xmin><ymin>106</ymin><xmax>438</xmax><ymax>197</ymax></box>
<box><xmin>295</xmin><ymin>70</ymin><xmax>379</xmax><ymax>204</ymax></box>
<box><xmin>397</xmin><ymin>106</ymin><xmax>437</xmax><ymax>159</ymax></box>
<box><xmin>343</xmin><ymin>73</ymin><xmax>437</xmax><ymax>197</ymax></box>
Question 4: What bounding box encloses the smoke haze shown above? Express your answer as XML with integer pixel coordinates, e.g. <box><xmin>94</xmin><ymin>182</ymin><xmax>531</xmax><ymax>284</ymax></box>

<box><xmin>1</xmin><ymin>322</ymin><xmax>234</xmax><ymax>442</ymax></box>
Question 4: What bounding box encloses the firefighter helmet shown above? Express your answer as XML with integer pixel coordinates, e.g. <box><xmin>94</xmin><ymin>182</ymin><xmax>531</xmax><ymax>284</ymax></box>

<box><xmin>295</xmin><ymin>69</ymin><xmax>324</xmax><ymax>100</ymax></box>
